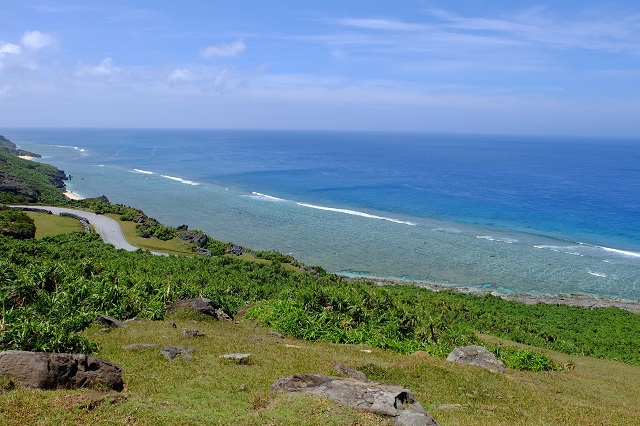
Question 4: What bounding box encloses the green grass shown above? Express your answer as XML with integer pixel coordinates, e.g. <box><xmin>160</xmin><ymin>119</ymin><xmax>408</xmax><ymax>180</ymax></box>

<box><xmin>1</xmin><ymin>317</ymin><xmax>639</xmax><ymax>425</ymax></box>
<box><xmin>26</xmin><ymin>211</ymin><xmax>84</xmax><ymax>239</ymax></box>
<box><xmin>105</xmin><ymin>214</ymin><xmax>196</xmax><ymax>256</ymax></box>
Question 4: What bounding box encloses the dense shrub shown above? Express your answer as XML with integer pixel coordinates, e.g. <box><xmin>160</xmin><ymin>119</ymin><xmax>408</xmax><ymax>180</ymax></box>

<box><xmin>490</xmin><ymin>345</ymin><xmax>563</xmax><ymax>371</ymax></box>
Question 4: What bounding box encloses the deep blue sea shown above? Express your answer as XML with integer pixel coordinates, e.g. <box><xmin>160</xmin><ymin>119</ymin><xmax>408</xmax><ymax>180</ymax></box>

<box><xmin>7</xmin><ymin>128</ymin><xmax>640</xmax><ymax>301</ymax></box>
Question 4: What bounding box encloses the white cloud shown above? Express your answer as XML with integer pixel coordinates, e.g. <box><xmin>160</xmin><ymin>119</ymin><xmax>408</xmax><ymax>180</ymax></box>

<box><xmin>77</xmin><ymin>58</ymin><xmax>121</xmax><ymax>77</ymax></box>
<box><xmin>335</xmin><ymin>18</ymin><xmax>423</xmax><ymax>31</ymax></box>
<box><xmin>21</xmin><ymin>31</ymin><xmax>56</xmax><ymax>50</ymax></box>
<box><xmin>200</xmin><ymin>39</ymin><xmax>245</xmax><ymax>58</ymax></box>
<box><xmin>0</xmin><ymin>42</ymin><xmax>22</xmax><ymax>57</ymax></box>
<box><xmin>168</xmin><ymin>67</ymin><xmax>195</xmax><ymax>82</ymax></box>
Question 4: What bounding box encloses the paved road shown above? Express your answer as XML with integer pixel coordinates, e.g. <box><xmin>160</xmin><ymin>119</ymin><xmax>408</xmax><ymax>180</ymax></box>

<box><xmin>12</xmin><ymin>206</ymin><xmax>167</xmax><ymax>255</ymax></box>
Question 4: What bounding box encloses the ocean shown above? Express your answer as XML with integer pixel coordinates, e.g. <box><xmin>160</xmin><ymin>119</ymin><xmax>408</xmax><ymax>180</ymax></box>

<box><xmin>7</xmin><ymin>128</ymin><xmax>640</xmax><ymax>301</ymax></box>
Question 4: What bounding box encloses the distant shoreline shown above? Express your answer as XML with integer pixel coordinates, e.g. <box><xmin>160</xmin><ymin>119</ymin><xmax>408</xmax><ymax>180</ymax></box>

<box><xmin>63</xmin><ymin>190</ymin><xmax>83</xmax><ymax>200</ymax></box>
<box><xmin>350</xmin><ymin>276</ymin><xmax>640</xmax><ymax>314</ymax></box>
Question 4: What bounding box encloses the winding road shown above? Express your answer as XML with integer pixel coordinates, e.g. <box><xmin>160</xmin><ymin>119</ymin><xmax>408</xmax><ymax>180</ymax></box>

<box><xmin>12</xmin><ymin>206</ymin><xmax>167</xmax><ymax>255</ymax></box>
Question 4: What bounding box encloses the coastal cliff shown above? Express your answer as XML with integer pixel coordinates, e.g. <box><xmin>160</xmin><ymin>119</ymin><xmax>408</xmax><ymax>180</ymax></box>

<box><xmin>0</xmin><ymin>134</ymin><xmax>68</xmax><ymax>203</ymax></box>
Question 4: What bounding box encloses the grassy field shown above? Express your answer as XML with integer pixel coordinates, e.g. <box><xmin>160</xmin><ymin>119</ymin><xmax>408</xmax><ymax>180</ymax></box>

<box><xmin>1</xmin><ymin>314</ymin><xmax>639</xmax><ymax>426</ymax></box>
<box><xmin>26</xmin><ymin>211</ymin><xmax>84</xmax><ymax>239</ymax></box>
<box><xmin>105</xmin><ymin>214</ymin><xmax>196</xmax><ymax>256</ymax></box>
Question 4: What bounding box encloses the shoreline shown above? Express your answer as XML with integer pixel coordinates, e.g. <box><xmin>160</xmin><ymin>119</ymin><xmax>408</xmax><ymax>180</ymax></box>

<box><xmin>349</xmin><ymin>276</ymin><xmax>640</xmax><ymax>314</ymax></box>
<box><xmin>63</xmin><ymin>190</ymin><xmax>84</xmax><ymax>200</ymax></box>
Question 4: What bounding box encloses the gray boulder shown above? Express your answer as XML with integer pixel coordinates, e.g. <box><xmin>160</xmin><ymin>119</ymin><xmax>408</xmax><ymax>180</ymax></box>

<box><xmin>446</xmin><ymin>345</ymin><xmax>505</xmax><ymax>374</ymax></box>
<box><xmin>165</xmin><ymin>297</ymin><xmax>232</xmax><ymax>320</ymax></box>
<box><xmin>272</xmin><ymin>374</ymin><xmax>438</xmax><ymax>425</ymax></box>
<box><xmin>177</xmin><ymin>231</ymin><xmax>208</xmax><ymax>247</ymax></box>
<box><xmin>160</xmin><ymin>345</ymin><xmax>194</xmax><ymax>361</ymax></box>
<box><xmin>94</xmin><ymin>314</ymin><xmax>126</xmax><ymax>329</ymax></box>
<box><xmin>225</xmin><ymin>244</ymin><xmax>245</xmax><ymax>256</ymax></box>
<box><xmin>0</xmin><ymin>351</ymin><xmax>123</xmax><ymax>391</ymax></box>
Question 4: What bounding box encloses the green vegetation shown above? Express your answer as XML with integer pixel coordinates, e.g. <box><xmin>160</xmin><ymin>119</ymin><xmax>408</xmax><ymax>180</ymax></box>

<box><xmin>26</xmin><ymin>211</ymin><xmax>84</xmax><ymax>239</ymax></box>
<box><xmin>0</xmin><ymin>208</ymin><xmax>35</xmax><ymax>239</ymax></box>
<box><xmin>1</xmin><ymin>230</ymin><xmax>639</xmax><ymax>368</ymax></box>
<box><xmin>0</xmin><ymin>151</ymin><xmax>67</xmax><ymax>204</ymax></box>
<box><xmin>2</xmin><ymin>316</ymin><xmax>640</xmax><ymax>425</ymax></box>
<box><xmin>489</xmin><ymin>345</ymin><xmax>563</xmax><ymax>372</ymax></box>
<box><xmin>2</xmin><ymin>131</ymin><xmax>640</xmax><ymax>424</ymax></box>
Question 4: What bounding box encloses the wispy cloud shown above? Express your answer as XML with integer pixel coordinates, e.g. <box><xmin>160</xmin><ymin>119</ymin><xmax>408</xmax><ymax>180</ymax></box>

<box><xmin>21</xmin><ymin>31</ymin><xmax>57</xmax><ymax>50</ymax></box>
<box><xmin>200</xmin><ymin>39</ymin><xmax>246</xmax><ymax>58</ymax></box>
<box><xmin>426</xmin><ymin>7</ymin><xmax>640</xmax><ymax>53</ymax></box>
<box><xmin>335</xmin><ymin>18</ymin><xmax>423</xmax><ymax>31</ymax></box>
<box><xmin>168</xmin><ymin>67</ymin><xmax>196</xmax><ymax>82</ymax></box>
<box><xmin>76</xmin><ymin>58</ymin><xmax>122</xmax><ymax>77</ymax></box>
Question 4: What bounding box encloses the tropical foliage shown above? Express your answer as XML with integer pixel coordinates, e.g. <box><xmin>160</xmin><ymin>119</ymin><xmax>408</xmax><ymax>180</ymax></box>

<box><xmin>1</xmin><ymin>231</ymin><xmax>639</xmax><ymax>368</ymax></box>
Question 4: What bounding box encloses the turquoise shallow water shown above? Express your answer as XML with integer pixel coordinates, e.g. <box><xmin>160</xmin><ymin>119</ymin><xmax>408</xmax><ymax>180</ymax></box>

<box><xmin>8</xmin><ymin>128</ymin><xmax>640</xmax><ymax>301</ymax></box>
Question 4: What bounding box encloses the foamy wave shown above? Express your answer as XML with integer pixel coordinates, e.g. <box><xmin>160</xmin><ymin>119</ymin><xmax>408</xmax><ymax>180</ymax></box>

<box><xmin>431</xmin><ymin>227</ymin><xmax>462</xmax><ymax>234</ymax></box>
<box><xmin>534</xmin><ymin>245</ymin><xmax>563</xmax><ymax>253</ymax></box>
<box><xmin>133</xmin><ymin>168</ymin><xmax>154</xmax><ymax>175</ymax></box>
<box><xmin>588</xmin><ymin>270</ymin><xmax>607</xmax><ymax>278</ymax></box>
<box><xmin>477</xmin><ymin>235</ymin><xmax>518</xmax><ymax>244</ymax></box>
<box><xmin>597</xmin><ymin>245</ymin><xmax>640</xmax><ymax>258</ymax></box>
<box><xmin>251</xmin><ymin>192</ymin><xmax>286</xmax><ymax>202</ymax></box>
<box><xmin>161</xmin><ymin>175</ymin><xmax>199</xmax><ymax>186</ymax></box>
<box><xmin>55</xmin><ymin>145</ymin><xmax>86</xmax><ymax>152</ymax></box>
<box><xmin>296</xmin><ymin>202</ymin><xmax>417</xmax><ymax>226</ymax></box>
<box><xmin>535</xmin><ymin>243</ymin><xmax>640</xmax><ymax>260</ymax></box>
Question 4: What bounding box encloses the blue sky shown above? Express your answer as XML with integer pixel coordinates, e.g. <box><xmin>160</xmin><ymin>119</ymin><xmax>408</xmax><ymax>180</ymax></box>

<box><xmin>1</xmin><ymin>1</ymin><xmax>639</xmax><ymax>136</ymax></box>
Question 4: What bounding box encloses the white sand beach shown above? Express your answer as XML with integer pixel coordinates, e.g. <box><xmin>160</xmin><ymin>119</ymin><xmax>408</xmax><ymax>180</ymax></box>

<box><xmin>18</xmin><ymin>155</ymin><xmax>36</xmax><ymax>160</ymax></box>
<box><xmin>64</xmin><ymin>190</ymin><xmax>84</xmax><ymax>200</ymax></box>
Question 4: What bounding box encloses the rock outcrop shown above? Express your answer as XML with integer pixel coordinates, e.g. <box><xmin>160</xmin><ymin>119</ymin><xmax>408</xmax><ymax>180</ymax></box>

<box><xmin>0</xmin><ymin>351</ymin><xmax>123</xmax><ymax>391</ymax></box>
<box><xmin>178</xmin><ymin>230</ymin><xmax>208</xmax><ymax>247</ymax></box>
<box><xmin>446</xmin><ymin>345</ymin><xmax>505</xmax><ymax>374</ymax></box>
<box><xmin>272</xmin><ymin>374</ymin><xmax>439</xmax><ymax>425</ymax></box>
<box><xmin>165</xmin><ymin>297</ymin><xmax>232</xmax><ymax>321</ymax></box>
<box><xmin>225</xmin><ymin>244</ymin><xmax>245</xmax><ymax>256</ymax></box>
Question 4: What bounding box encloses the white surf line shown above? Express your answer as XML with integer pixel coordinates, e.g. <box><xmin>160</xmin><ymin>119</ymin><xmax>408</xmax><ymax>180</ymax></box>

<box><xmin>296</xmin><ymin>202</ymin><xmax>417</xmax><ymax>226</ymax></box>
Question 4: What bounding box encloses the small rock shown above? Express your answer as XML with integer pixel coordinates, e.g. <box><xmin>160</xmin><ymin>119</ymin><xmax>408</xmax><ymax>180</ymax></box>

<box><xmin>161</xmin><ymin>345</ymin><xmax>194</xmax><ymax>361</ymax></box>
<box><xmin>94</xmin><ymin>314</ymin><xmax>126</xmax><ymax>329</ymax></box>
<box><xmin>239</xmin><ymin>383</ymin><xmax>247</xmax><ymax>391</ymax></box>
<box><xmin>123</xmin><ymin>343</ymin><xmax>158</xmax><ymax>350</ymax></box>
<box><xmin>248</xmin><ymin>337</ymin><xmax>263</xmax><ymax>343</ymax></box>
<box><xmin>170</xmin><ymin>321</ymin><xmax>177</xmax><ymax>328</ymax></box>
<box><xmin>333</xmin><ymin>362</ymin><xmax>367</xmax><ymax>381</ymax></box>
<box><xmin>182</xmin><ymin>328</ymin><xmax>205</xmax><ymax>338</ymax></box>
<box><xmin>267</xmin><ymin>331</ymin><xmax>284</xmax><ymax>339</ymax></box>
<box><xmin>219</xmin><ymin>353</ymin><xmax>251</xmax><ymax>364</ymax></box>
<box><xmin>214</xmin><ymin>308</ymin><xmax>232</xmax><ymax>321</ymax></box>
